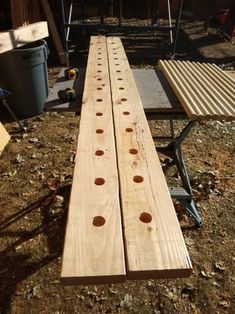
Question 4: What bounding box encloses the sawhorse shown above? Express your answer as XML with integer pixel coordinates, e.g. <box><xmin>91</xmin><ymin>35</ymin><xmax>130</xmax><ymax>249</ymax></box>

<box><xmin>133</xmin><ymin>68</ymin><xmax>202</xmax><ymax>226</ymax></box>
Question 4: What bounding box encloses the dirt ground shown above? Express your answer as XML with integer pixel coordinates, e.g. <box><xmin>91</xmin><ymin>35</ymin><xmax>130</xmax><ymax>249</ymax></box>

<box><xmin>0</xmin><ymin>19</ymin><xmax>235</xmax><ymax>314</ymax></box>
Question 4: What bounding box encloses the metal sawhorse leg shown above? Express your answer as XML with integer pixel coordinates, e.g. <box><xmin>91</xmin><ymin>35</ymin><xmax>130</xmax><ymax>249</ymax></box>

<box><xmin>154</xmin><ymin>120</ymin><xmax>202</xmax><ymax>226</ymax></box>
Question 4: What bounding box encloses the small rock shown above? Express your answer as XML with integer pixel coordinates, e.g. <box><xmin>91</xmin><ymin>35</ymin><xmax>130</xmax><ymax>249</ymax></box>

<box><xmin>185</xmin><ymin>237</ymin><xmax>195</xmax><ymax>246</ymax></box>
<box><xmin>32</xmin><ymin>285</ymin><xmax>41</xmax><ymax>298</ymax></box>
<box><xmin>15</xmin><ymin>154</ymin><xmax>24</xmax><ymax>164</ymax></box>
<box><xmin>120</xmin><ymin>294</ymin><xmax>133</xmax><ymax>308</ymax></box>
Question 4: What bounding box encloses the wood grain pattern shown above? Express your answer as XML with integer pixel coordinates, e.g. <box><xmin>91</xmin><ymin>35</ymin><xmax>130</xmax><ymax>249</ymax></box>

<box><xmin>40</xmin><ymin>0</ymin><xmax>66</xmax><ymax>65</ymax></box>
<box><xmin>159</xmin><ymin>60</ymin><xmax>235</xmax><ymax>121</ymax></box>
<box><xmin>0</xmin><ymin>22</ymin><xmax>48</xmax><ymax>54</ymax></box>
<box><xmin>61</xmin><ymin>36</ymin><xmax>126</xmax><ymax>285</ymax></box>
<box><xmin>0</xmin><ymin>123</ymin><xmax>10</xmax><ymax>155</ymax></box>
<box><xmin>107</xmin><ymin>37</ymin><xmax>192</xmax><ymax>279</ymax></box>
<box><xmin>10</xmin><ymin>0</ymin><xmax>27</xmax><ymax>28</ymax></box>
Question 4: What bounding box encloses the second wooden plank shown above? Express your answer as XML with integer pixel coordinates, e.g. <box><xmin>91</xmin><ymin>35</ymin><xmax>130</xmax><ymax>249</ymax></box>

<box><xmin>107</xmin><ymin>37</ymin><xmax>192</xmax><ymax>279</ymax></box>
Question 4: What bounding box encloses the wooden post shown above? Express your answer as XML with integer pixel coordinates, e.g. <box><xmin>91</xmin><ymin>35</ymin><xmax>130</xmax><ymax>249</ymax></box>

<box><xmin>40</xmin><ymin>0</ymin><xmax>66</xmax><ymax>65</ymax></box>
<box><xmin>10</xmin><ymin>0</ymin><xmax>27</xmax><ymax>28</ymax></box>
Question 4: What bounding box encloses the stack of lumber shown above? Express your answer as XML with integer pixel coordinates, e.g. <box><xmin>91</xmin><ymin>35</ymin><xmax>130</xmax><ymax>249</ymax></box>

<box><xmin>61</xmin><ymin>36</ymin><xmax>192</xmax><ymax>285</ymax></box>
<box><xmin>159</xmin><ymin>60</ymin><xmax>235</xmax><ymax>121</ymax></box>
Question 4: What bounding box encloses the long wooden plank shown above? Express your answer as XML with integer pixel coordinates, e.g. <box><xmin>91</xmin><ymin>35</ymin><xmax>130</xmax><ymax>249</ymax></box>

<box><xmin>0</xmin><ymin>22</ymin><xmax>48</xmax><ymax>54</ymax></box>
<box><xmin>159</xmin><ymin>60</ymin><xmax>235</xmax><ymax>121</ymax></box>
<box><xmin>107</xmin><ymin>37</ymin><xmax>192</xmax><ymax>279</ymax></box>
<box><xmin>0</xmin><ymin>123</ymin><xmax>10</xmax><ymax>155</ymax></box>
<box><xmin>61</xmin><ymin>36</ymin><xmax>126</xmax><ymax>285</ymax></box>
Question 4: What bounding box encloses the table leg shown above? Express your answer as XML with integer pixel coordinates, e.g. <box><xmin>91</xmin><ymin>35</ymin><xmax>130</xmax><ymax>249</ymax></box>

<box><xmin>154</xmin><ymin>120</ymin><xmax>202</xmax><ymax>226</ymax></box>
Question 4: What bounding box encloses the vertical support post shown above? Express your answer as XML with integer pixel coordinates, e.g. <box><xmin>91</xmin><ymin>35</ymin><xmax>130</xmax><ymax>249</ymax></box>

<box><xmin>172</xmin><ymin>0</ymin><xmax>184</xmax><ymax>58</ymax></box>
<box><xmin>99</xmin><ymin>0</ymin><xmax>105</xmax><ymax>24</ymax></box>
<box><xmin>119</xmin><ymin>0</ymin><xmax>123</xmax><ymax>26</ymax></box>
<box><xmin>59</xmin><ymin>0</ymin><xmax>67</xmax><ymax>50</ymax></box>
<box><xmin>58</xmin><ymin>0</ymin><xmax>69</xmax><ymax>66</ymax></box>
<box><xmin>167</xmin><ymin>0</ymin><xmax>173</xmax><ymax>44</ymax></box>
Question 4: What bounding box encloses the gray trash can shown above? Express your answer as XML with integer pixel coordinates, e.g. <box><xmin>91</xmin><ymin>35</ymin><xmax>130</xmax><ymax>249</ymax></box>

<box><xmin>0</xmin><ymin>40</ymin><xmax>49</xmax><ymax>117</ymax></box>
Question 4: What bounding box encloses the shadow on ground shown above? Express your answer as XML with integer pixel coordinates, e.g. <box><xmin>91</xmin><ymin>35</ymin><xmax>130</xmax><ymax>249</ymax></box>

<box><xmin>0</xmin><ymin>184</ymin><xmax>71</xmax><ymax>313</ymax></box>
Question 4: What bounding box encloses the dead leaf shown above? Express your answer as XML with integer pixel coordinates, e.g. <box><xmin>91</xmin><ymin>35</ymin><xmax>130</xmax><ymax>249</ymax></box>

<box><xmin>219</xmin><ymin>300</ymin><xmax>230</xmax><ymax>308</ymax></box>
<box><xmin>201</xmin><ymin>270</ymin><xmax>212</xmax><ymax>278</ymax></box>
<box><xmin>215</xmin><ymin>261</ymin><xmax>226</xmax><ymax>272</ymax></box>
<box><xmin>47</xmin><ymin>178</ymin><xmax>60</xmax><ymax>191</ymax></box>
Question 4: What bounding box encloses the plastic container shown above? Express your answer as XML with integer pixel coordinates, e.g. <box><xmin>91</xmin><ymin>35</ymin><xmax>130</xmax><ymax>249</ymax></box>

<box><xmin>0</xmin><ymin>40</ymin><xmax>49</xmax><ymax>117</ymax></box>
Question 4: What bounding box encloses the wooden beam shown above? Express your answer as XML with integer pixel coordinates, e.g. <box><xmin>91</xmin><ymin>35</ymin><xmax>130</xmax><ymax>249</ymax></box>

<box><xmin>40</xmin><ymin>0</ymin><xmax>66</xmax><ymax>65</ymax></box>
<box><xmin>159</xmin><ymin>60</ymin><xmax>235</xmax><ymax>121</ymax></box>
<box><xmin>0</xmin><ymin>123</ymin><xmax>10</xmax><ymax>155</ymax></box>
<box><xmin>107</xmin><ymin>37</ymin><xmax>192</xmax><ymax>280</ymax></box>
<box><xmin>10</xmin><ymin>0</ymin><xmax>28</xmax><ymax>29</ymax></box>
<box><xmin>0</xmin><ymin>21</ymin><xmax>48</xmax><ymax>54</ymax></box>
<box><xmin>61</xmin><ymin>36</ymin><xmax>126</xmax><ymax>285</ymax></box>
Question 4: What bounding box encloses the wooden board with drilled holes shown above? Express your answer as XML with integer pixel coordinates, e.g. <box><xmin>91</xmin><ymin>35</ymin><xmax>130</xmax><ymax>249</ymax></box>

<box><xmin>107</xmin><ymin>37</ymin><xmax>192</xmax><ymax>279</ymax></box>
<box><xmin>0</xmin><ymin>122</ymin><xmax>10</xmax><ymax>155</ymax></box>
<box><xmin>159</xmin><ymin>60</ymin><xmax>235</xmax><ymax>121</ymax></box>
<box><xmin>61</xmin><ymin>36</ymin><xmax>126</xmax><ymax>285</ymax></box>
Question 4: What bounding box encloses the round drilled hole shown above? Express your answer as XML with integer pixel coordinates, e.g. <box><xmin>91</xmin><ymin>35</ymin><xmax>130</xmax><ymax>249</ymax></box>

<box><xmin>125</xmin><ymin>128</ymin><xmax>133</xmax><ymax>133</ymax></box>
<box><xmin>102</xmin><ymin>84</ymin><xmax>106</xmax><ymax>86</ymax></box>
<box><xmin>118</xmin><ymin>78</ymin><xmax>123</xmax><ymax>81</ymax></box>
<box><xmin>94</xmin><ymin>178</ymin><xmax>105</xmax><ymax>185</ymax></box>
<box><xmin>129</xmin><ymin>148</ymin><xmax>138</xmax><ymax>154</ymax></box>
<box><xmin>93</xmin><ymin>216</ymin><xmax>105</xmax><ymax>227</ymax></box>
<box><xmin>96</xmin><ymin>98</ymin><xmax>103</xmax><ymax>102</ymax></box>
<box><xmin>96</xmin><ymin>129</ymin><xmax>104</xmax><ymax>134</ymax></box>
<box><xmin>98</xmin><ymin>63</ymin><xmax>102</xmax><ymax>66</ymax></box>
<box><xmin>133</xmin><ymin>175</ymin><xmax>144</xmax><ymax>183</ymax></box>
<box><xmin>139</xmin><ymin>212</ymin><xmax>152</xmax><ymax>224</ymax></box>
<box><xmin>96</xmin><ymin>112</ymin><xmax>103</xmax><ymax>116</ymax></box>
<box><xmin>123</xmin><ymin>111</ymin><xmax>130</xmax><ymax>115</ymax></box>
<box><xmin>119</xmin><ymin>87</ymin><xmax>125</xmax><ymax>90</ymax></box>
<box><xmin>97</xmin><ymin>87</ymin><xmax>102</xmax><ymax>90</ymax></box>
<box><xmin>121</xmin><ymin>98</ymin><xmax>127</xmax><ymax>102</ymax></box>
<box><xmin>95</xmin><ymin>150</ymin><xmax>104</xmax><ymax>156</ymax></box>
